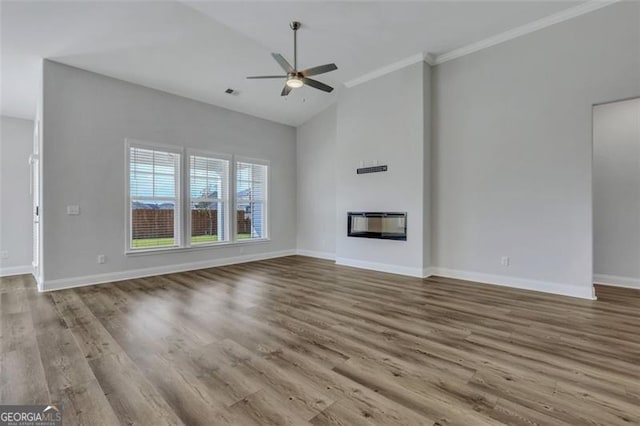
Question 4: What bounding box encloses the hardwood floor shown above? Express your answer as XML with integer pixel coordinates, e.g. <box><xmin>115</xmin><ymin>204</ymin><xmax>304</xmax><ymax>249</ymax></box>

<box><xmin>1</xmin><ymin>255</ymin><xmax>639</xmax><ymax>425</ymax></box>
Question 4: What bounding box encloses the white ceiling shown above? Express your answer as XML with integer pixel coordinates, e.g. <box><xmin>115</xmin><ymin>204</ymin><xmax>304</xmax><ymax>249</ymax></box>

<box><xmin>1</xmin><ymin>1</ymin><xmax>587</xmax><ymax>126</ymax></box>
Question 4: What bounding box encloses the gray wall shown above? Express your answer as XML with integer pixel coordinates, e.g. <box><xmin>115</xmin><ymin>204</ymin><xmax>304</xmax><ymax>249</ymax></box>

<box><xmin>432</xmin><ymin>2</ymin><xmax>640</xmax><ymax>296</ymax></box>
<box><xmin>593</xmin><ymin>98</ymin><xmax>640</xmax><ymax>287</ymax></box>
<box><xmin>0</xmin><ymin>116</ymin><xmax>33</xmax><ymax>273</ymax></box>
<box><xmin>296</xmin><ymin>105</ymin><xmax>336</xmax><ymax>258</ymax></box>
<box><xmin>335</xmin><ymin>62</ymin><xmax>428</xmax><ymax>275</ymax></box>
<box><xmin>42</xmin><ymin>61</ymin><xmax>296</xmax><ymax>286</ymax></box>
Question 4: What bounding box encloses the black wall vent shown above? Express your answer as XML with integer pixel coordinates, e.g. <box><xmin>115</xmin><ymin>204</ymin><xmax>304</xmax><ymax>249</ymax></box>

<box><xmin>357</xmin><ymin>165</ymin><xmax>387</xmax><ymax>174</ymax></box>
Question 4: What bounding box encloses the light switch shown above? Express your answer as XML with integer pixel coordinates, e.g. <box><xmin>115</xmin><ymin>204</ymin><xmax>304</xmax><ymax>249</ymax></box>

<box><xmin>67</xmin><ymin>205</ymin><xmax>80</xmax><ymax>215</ymax></box>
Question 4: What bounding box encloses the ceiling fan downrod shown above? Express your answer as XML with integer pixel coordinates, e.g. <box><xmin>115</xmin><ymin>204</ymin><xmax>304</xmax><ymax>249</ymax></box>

<box><xmin>290</xmin><ymin>21</ymin><xmax>301</xmax><ymax>71</ymax></box>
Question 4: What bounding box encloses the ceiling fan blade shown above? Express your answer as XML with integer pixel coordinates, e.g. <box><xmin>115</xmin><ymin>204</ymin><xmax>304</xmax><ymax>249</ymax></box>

<box><xmin>272</xmin><ymin>53</ymin><xmax>294</xmax><ymax>72</ymax></box>
<box><xmin>281</xmin><ymin>84</ymin><xmax>292</xmax><ymax>96</ymax></box>
<box><xmin>300</xmin><ymin>63</ymin><xmax>337</xmax><ymax>77</ymax></box>
<box><xmin>302</xmin><ymin>78</ymin><xmax>333</xmax><ymax>93</ymax></box>
<box><xmin>246</xmin><ymin>75</ymin><xmax>287</xmax><ymax>79</ymax></box>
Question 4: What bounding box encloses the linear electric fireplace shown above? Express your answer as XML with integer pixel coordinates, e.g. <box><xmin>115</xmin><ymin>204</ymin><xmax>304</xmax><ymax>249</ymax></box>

<box><xmin>347</xmin><ymin>212</ymin><xmax>407</xmax><ymax>241</ymax></box>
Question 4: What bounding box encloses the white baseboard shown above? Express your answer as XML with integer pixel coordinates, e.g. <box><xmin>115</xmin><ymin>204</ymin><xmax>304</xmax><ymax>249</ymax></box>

<box><xmin>0</xmin><ymin>265</ymin><xmax>34</xmax><ymax>277</ymax></box>
<box><xmin>335</xmin><ymin>257</ymin><xmax>426</xmax><ymax>278</ymax></box>
<box><xmin>594</xmin><ymin>273</ymin><xmax>640</xmax><ymax>290</ymax></box>
<box><xmin>332</xmin><ymin>258</ymin><xmax>594</xmax><ymax>299</ymax></box>
<box><xmin>308</xmin><ymin>254</ymin><xmax>436</xmax><ymax>279</ymax></box>
<box><xmin>41</xmin><ymin>249</ymin><xmax>296</xmax><ymax>292</ymax></box>
<box><xmin>432</xmin><ymin>267</ymin><xmax>596</xmax><ymax>300</ymax></box>
<box><xmin>422</xmin><ymin>267</ymin><xmax>437</xmax><ymax>278</ymax></box>
<box><xmin>296</xmin><ymin>249</ymin><xmax>336</xmax><ymax>261</ymax></box>
<box><xmin>37</xmin><ymin>247</ymin><xmax>600</xmax><ymax>300</ymax></box>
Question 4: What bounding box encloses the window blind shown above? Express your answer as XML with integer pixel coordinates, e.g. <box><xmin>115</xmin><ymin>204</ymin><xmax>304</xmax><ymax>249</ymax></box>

<box><xmin>236</xmin><ymin>161</ymin><xmax>267</xmax><ymax>240</ymax></box>
<box><xmin>189</xmin><ymin>155</ymin><xmax>229</xmax><ymax>244</ymax></box>
<box><xmin>129</xmin><ymin>146</ymin><xmax>181</xmax><ymax>249</ymax></box>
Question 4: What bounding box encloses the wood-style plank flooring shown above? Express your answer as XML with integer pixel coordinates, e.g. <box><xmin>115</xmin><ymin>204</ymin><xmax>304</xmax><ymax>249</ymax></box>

<box><xmin>1</xmin><ymin>255</ymin><xmax>640</xmax><ymax>425</ymax></box>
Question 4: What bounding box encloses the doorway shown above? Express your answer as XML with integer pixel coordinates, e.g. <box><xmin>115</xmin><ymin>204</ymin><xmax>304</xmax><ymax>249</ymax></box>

<box><xmin>592</xmin><ymin>97</ymin><xmax>640</xmax><ymax>290</ymax></box>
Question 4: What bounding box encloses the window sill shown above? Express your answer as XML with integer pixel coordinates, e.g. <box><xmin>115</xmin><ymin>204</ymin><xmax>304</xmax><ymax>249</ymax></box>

<box><xmin>125</xmin><ymin>238</ymin><xmax>271</xmax><ymax>256</ymax></box>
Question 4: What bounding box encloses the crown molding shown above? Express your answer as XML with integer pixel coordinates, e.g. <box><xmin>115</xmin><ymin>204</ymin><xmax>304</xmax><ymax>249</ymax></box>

<box><xmin>342</xmin><ymin>1</ymin><xmax>619</xmax><ymax>88</ymax></box>
<box><xmin>344</xmin><ymin>52</ymin><xmax>429</xmax><ymax>88</ymax></box>
<box><xmin>336</xmin><ymin>0</ymin><xmax>621</xmax><ymax>88</ymax></box>
<box><xmin>423</xmin><ymin>52</ymin><xmax>436</xmax><ymax>66</ymax></box>
<box><xmin>433</xmin><ymin>0</ymin><xmax>620</xmax><ymax>65</ymax></box>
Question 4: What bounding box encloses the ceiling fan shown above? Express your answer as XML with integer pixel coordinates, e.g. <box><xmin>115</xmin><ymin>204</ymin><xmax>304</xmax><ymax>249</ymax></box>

<box><xmin>247</xmin><ymin>21</ymin><xmax>337</xmax><ymax>96</ymax></box>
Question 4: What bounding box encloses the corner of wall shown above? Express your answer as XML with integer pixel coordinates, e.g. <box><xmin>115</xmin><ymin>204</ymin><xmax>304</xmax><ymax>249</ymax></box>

<box><xmin>422</xmin><ymin>61</ymin><xmax>433</xmax><ymax>271</ymax></box>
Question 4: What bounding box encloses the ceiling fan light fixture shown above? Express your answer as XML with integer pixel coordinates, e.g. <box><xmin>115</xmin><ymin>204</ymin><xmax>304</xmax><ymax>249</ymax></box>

<box><xmin>286</xmin><ymin>76</ymin><xmax>304</xmax><ymax>88</ymax></box>
<box><xmin>247</xmin><ymin>21</ymin><xmax>336</xmax><ymax>96</ymax></box>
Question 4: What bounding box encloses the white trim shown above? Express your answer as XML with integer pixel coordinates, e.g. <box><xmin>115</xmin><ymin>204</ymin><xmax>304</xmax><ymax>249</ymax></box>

<box><xmin>188</xmin><ymin>148</ymin><xmax>233</xmax><ymax>162</ymax></box>
<box><xmin>125</xmin><ymin>138</ymin><xmax>183</xmax><ymax>154</ymax></box>
<box><xmin>341</xmin><ymin>1</ymin><xmax>619</xmax><ymax>87</ymax></box>
<box><xmin>334</xmin><ymin>258</ymin><xmax>436</xmax><ymax>279</ymax></box>
<box><xmin>423</xmin><ymin>53</ymin><xmax>436</xmax><ymax>67</ymax></box>
<box><xmin>335</xmin><ymin>257</ymin><xmax>425</xmax><ymax>278</ymax></box>
<box><xmin>298</xmin><ymin>257</ymin><xmax>593</xmax><ymax>299</ymax></box>
<box><xmin>296</xmin><ymin>249</ymin><xmax>336</xmax><ymax>261</ymax></box>
<box><xmin>433</xmin><ymin>0</ymin><xmax>620</xmax><ymax>65</ymax></box>
<box><xmin>422</xmin><ymin>266</ymin><xmax>437</xmax><ymax>278</ymax></box>
<box><xmin>41</xmin><ymin>249</ymin><xmax>296</xmax><ymax>292</ymax></box>
<box><xmin>344</xmin><ymin>53</ymin><xmax>427</xmax><ymax>88</ymax></box>
<box><xmin>0</xmin><ymin>265</ymin><xmax>34</xmax><ymax>277</ymax></box>
<box><xmin>36</xmin><ymin>274</ymin><xmax>44</xmax><ymax>292</ymax></box>
<box><xmin>432</xmin><ymin>267</ymin><xmax>596</xmax><ymax>300</ymax></box>
<box><xmin>125</xmin><ymin>237</ymin><xmax>270</xmax><ymax>256</ymax></box>
<box><xmin>125</xmin><ymin>138</ymin><xmax>183</xmax><ymax>253</ymax></box>
<box><xmin>186</xmin><ymin>149</ymin><xmax>232</xmax><ymax>246</ymax></box>
<box><xmin>234</xmin><ymin>155</ymin><xmax>270</xmax><ymax>167</ymax></box>
<box><xmin>594</xmin><ymin>273</ymin><xmax>640</xmax><ymax>290</ymax></box>
<box><xmin>234</xmin><ymin>157</ymin><xmax>269</xmax><ymax>241</ymax></box>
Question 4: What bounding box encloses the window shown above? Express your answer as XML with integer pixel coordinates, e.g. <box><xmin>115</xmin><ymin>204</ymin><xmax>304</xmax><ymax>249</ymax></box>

<box><xmin>189</xmin><ymin>154</ymin><xmax>230</xmax><ymax>245</ymax></box>
<box><xmin>126</xmin><ymin>140</ymin><xmax>268</xmax><ymax>252</ymax></box>
<box><xmin>236</xmin><ymin>160</ymin><xmax>268</xmax><ymax>240</ymax></box>
<box><xmin>128</xmin><ymin>143</ymin><xmax>181</xmax><ymax>250</ymax></box>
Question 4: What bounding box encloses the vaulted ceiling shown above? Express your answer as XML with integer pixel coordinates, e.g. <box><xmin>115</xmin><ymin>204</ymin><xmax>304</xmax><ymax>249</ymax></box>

<box><xmin>2</xmin><ymin>1</ymin><xmax>588</xmax><ymax>126</ymax></box>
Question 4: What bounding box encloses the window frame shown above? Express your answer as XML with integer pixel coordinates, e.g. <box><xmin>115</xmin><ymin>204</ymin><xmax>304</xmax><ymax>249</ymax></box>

<box><xmin>185</xmin><ymin>149</ymin><xmax>232</xmax><ymax>248</ymax></box>
<box><xmin>124</xmin><ymin>140</ymin><xmax>270</xmax><ymax>255</ymax></box>
<box><xmin>233</xmin><ymin>156</ymin><xmax>270</xmax><ymax>242</ymax></box>
<box><xmin>125</xmin><ymin>139</ymin><xmax>183</xmax><ymax>253</ymax></box>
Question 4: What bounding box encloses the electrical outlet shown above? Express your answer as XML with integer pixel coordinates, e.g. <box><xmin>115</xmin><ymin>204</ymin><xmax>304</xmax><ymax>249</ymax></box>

<box><xmin>501</xmin><ymin>256</ymin><xmax>510</xmax><ymax>267</ymax></box>
<box><xmin>0</xmin><ymin>250</ymin><xmax>8</xmax><ymax>260</ymax></box>
<box><xmin>67</xmin><ymin>205</ymin><xmax>80</xmax><ymax>215</ymax></box>
<box><xmin>97</xmin><ymin>255</ymin><xmax>106</xmax><ymax>264</ymax></box>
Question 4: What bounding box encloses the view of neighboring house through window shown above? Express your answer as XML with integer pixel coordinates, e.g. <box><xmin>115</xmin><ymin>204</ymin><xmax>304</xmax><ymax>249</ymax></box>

<box><xmin>236</xmin><ymin>160</ymin><xmax>268</xmax><ymax>240</ymax></box>
<box><xmin>189</xmin><ymin>154</ymin><xmax>229</xmax><ymax>244</ymax></box>
<box><xmin>128</xmin><ymin>144</ymin><xmax>181</xmax><ymax>249</ymax></box>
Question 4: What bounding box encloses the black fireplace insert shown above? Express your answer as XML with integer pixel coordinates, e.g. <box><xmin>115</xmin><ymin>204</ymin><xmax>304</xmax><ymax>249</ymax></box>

<box><xmin>347</xmin><ymin>212</ymin><xmax>407</xmax><ymax>241</ymax></box>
